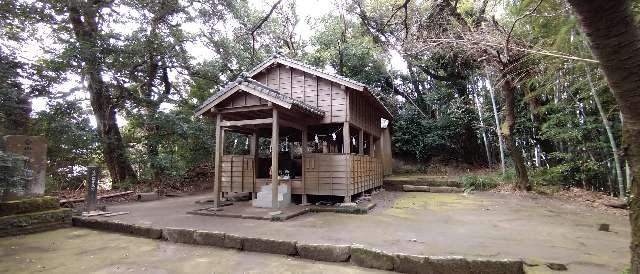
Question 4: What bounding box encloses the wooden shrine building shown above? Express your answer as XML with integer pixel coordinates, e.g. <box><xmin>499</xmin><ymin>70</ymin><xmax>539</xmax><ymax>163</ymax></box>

<box><xmin>195</xmin><ymin>54</ymin><xmax>393</xmax><ymax>209</ymax></box>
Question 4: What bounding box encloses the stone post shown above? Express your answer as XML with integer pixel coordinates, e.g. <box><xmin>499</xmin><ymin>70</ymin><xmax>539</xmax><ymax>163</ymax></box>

<box><xmin>85</xmin><ymin>165</ymin><xmax>99</xmax><ymax>212</ymax></box>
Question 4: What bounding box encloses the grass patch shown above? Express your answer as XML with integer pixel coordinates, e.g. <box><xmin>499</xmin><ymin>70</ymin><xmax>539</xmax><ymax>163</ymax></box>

<box><xmin>458</xmin><ymin>170</ymin><xmax>514</xmax><ymax>191</ymax></box>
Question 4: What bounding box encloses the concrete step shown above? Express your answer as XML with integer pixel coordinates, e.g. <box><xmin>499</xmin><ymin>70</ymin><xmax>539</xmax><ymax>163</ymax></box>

<box><xmin>402</xmin><ymin>185</ymin><xmax>465</xmax><ymax>193</ymax></box>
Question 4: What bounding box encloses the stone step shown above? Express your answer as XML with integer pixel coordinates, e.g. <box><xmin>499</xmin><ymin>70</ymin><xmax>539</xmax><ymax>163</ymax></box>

<box><xmin>402</xmin><ymin>185</ymin><xmax>465</xmax><ymax>193</ymax></box>
<box><xmin>384</xmin><ymin>176</ymin><xmax>461</xmax><ymax>191</ymax></box>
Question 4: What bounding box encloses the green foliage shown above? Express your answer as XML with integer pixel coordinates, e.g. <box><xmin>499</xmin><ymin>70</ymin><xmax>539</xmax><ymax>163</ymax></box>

<box><xmin>31</xmin><ymin>101</ymin><xmax>100</xmax><ymax>191</ymax></box>
<box><xmin>122</xmin><ymin>108</ymin><xmax>214</xmax><ymax>181</ymax></box>
<box><xmin>530</xmin><ymin>152</ymin><xmax>602</xmax><ymax>189</ymax></box>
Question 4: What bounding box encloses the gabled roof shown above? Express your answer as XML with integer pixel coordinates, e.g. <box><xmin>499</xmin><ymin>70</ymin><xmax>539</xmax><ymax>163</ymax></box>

<box><xmin>248</xmin><ymin>54</ymin><xmax>369</xmax><ymax>92</ymax></box>
<box><xmin>194</xmin><ymin>75</ymin><xmax>325</xmax><ymax>118</ymax></box>
<box><xmin>248</xmin><ymin>54</ymin><xmax>392</xmax><ymax>119</ymax></box>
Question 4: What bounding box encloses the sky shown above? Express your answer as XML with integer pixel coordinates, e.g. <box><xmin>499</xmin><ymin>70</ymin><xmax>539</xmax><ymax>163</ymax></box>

<box><xmin>27</xmin><ymin>0</ymin><xmax>408</xmax><ymax>125</ymax></box>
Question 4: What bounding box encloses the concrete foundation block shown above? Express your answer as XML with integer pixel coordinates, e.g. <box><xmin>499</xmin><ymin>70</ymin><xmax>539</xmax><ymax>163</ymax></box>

<box><xmin>223</xmin><ymin>233</ymin><xmax>244</xmax><ymax>249</ymax></box>
<box><xmin>194</xmin><ymin>230</ymin><xmax>226</xmax><ymax>247</ymax></box>
<box><xmin>162</xmin><ymin>227</ymin><xmax>196</xmax><ymax>244</ymax></box>
<box><xmin>243</xmin><ymin>237</ymin><xmax>298</xmax><ymax>256</ymax></box>
<box><xmin>350</xmin><ymin>245</ymin><xmax>394</xmax><ymax>271</ymax></box>
<box><xmin>297</xmin><ymin>243</ymin><xmax>351</xmax><ymax>262</ymax></box>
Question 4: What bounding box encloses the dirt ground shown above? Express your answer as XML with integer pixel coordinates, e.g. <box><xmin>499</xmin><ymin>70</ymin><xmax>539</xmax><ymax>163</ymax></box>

<box><xmin>0</xmin><ymin>228</ymin><xmax>392</xmax><ymax>274</ymax></box>
<box><xmin>84</xmin><ymin>190</ymin><xmax>630</xmax><ymax>274</ymax></box>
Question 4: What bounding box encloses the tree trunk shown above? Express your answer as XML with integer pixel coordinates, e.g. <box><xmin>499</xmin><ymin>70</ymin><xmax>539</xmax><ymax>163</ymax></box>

<box><xmin>486</xmin><ymin>76</ymin><xmax>506</xmax><ymax>174</ymax></box>
<box><xmin>586</xmin><ymin>67</ymin><xmax>625</xmax><ymax>197</ymax></box>
<box><xmin>567</xmin><ymin>0</ymin><xmax>640</xmax><ymax>272</ymax></box>
<box><xmin>67</xmin><ymin>1</ymin><xmax>137</xmax><ymax>186</ymax></box>
<box><xmin>500</xmin><ymin>74</ymin><xmax>529</xmax><ymax>190</ymax></box>
<box><xmin>473</xmin><ymin>90</ymin><xmax>491</xmax><ymax>164</ymax></box>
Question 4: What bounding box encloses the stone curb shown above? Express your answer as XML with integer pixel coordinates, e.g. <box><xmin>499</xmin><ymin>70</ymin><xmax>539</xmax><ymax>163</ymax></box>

<box><xmin>71</xmin><ymin>217</ymin><xmax>162</xmax><ymax>239</ymax></box>
<box><xmin>162</xmin><ymin>227</ymin><xmax>196</xmax><ymax>244</ymax></box>
<box><xmin>351</xmin><ymin>245</ymin><xmax>395</xmax><ymax>270</ymax></box>
<box><xmin>72</xmin><ymin>218</ymin><xmax>524</xmax><ymax>274</ymax></box>
<box><xmin>243</xmin><ymin>237</ymin><xmax>298</xmax><ymax>256</ymax></box>
<box><xmin>297</xmin><ymin>243</ymin><xmax>351</xmax><ymax>262</ymax></box>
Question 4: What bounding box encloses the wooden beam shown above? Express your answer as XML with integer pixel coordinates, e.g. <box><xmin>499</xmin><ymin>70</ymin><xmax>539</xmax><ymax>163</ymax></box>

<box><xmin>220</xmin><ymin>118</ymin><xmax>273</xmax><ymax>127</ymax></box>
<box><xmin>213</xmin><ymin>114</ymin><xmax>223</xmax><ymax>209</ymax></box>
<box><xmin>271</xmin><ymin>108</ymin><xmax>279</xmax><ymax>208</ymax></box>
<box><xmin>217</xmin><ymin>105</ymin><xmax>272</xmax><ymax>114</ymax></box>
<box><xmin>279</xmin><ymin>118</ymin><xmax>304</xmax><ymax>131</ymax></box>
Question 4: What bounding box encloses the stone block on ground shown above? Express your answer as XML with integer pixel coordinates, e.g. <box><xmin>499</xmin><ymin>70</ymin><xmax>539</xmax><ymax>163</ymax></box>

<box><xmin>162</xmin><ymin>227</ymin><xmax>196</xmax><ymax>244</ymax></box>
<box><xmin>223</xmin><ymin>233</ymin><xmax>244</xmax><ymax>249</ymax></box>
<box><xmin>243</xmin><ymin>237</ymin><xmax>298</xmax><ymax>256</ymax></box>
<box><xmin>194</xmin><ymin>230</ymin><xmax>226</xmax><ymax>247</ymax></box>
<box><xmin>350</xmin><ymin>245</ymin><xmax>394</xmax><ymax>271</ymax></box>
<box><xmin>402</xmin><ymin>185</ymin><xmax>430</xmax><ymax>192</ymax></box>
<box><xmin>429</xmin><ymin>187</ymin><xmax>464</xmax><ymax>193</ymax></box>
<box><xmin>297</xmin><ymin>243</ymin><xmax>351</xmax><ymax>262</ymax></box>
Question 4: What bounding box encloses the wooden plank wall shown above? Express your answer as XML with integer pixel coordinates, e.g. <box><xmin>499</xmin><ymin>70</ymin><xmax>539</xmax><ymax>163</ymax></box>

<box><xmin>254</xmin><ymin>64</ymin><xmax>347</xmax><ymax>124</ymax></box>
<box><xmin>220</xmin><ymin>155</ymin><xmax>255</xmax><ymax>193</ymax></box>
<box><xmin>303</xmin><ymin>153</ymin><xmax>382</xmax><ymax>197</ymax></box>
<box><xmin>219</xmin><ymin>92</ymin><xmax>268</xmax><ymax>108</ymax></box>
<box><xmin>303</xmin><ymin>154</ymin><xmax>349</xmax><ymax>196</ymax></box>
<box><xmin>220</xmin><ymin>153</ymin><xmax>383</xmax><ymax>196</ymax></box>
<box><xmin>350</xmin><ymin>154</ymin><xmax>384</xmax><ymax>194</ymax></box>
<box><xmin>349</xmin><ymin>91</ymin><xmax>382</xmax><ymax>137</ymax></box>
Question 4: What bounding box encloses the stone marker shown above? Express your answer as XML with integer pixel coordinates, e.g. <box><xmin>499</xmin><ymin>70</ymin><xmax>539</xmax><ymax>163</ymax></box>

<box><xmin>3</xmin><ymin>135</ymin><xmax>47</xmax><ymax>196</ymax></box>
<box><xmin>85</xmin><ymin>165</ymin><xmax>99</xmax><ymax>212</ymax></box>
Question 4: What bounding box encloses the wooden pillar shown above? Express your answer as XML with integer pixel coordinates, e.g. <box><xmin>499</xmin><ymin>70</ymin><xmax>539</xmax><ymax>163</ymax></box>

<box><xmin>301</xmin><ymin>126</ymin><xmax>308</xmax><ymax>204</ymax></box>
<box><xmin>271</xmin><ymin>108</ymin><xmax>279</xmax><ymax>208</ymax></box>
<box><xmin>358</xmin><ymin>129</ymin><xmax>364</xmax><ymax>155</ymax></box>
<box><xmin>250</xmin><ymin>132</ymin><xmax>257</xmax><ymax>199</ymax></box>
<box><xmin>343</xmin><ymin>122</ymin><xmax>350</xmax><ymax>154</ymax></box>
<box><xmin>369</xmin><ymin>134</ymin><xmax>374</xmax><ymax>156</ymax></box>
<box><xmin>343</xmin><ymin>121</ymin><xmax>351</xmax><ymax>203</ymax></box>
<box><xmin>213</xmin><ymin>114</ymin><xmax>223</xmax><ymax>209</ymax></box>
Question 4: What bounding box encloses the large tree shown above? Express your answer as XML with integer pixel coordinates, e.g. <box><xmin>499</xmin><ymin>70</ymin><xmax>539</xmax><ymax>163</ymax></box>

<box><xmin>566</xmin><ymin>0</ymin><xmax>640</xmax><ymax>271</ymax></box>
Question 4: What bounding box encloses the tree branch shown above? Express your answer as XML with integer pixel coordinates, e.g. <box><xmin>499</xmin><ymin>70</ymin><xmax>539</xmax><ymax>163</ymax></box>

<box><xmin>249</xmin><ymin>0</ymin><xmax>283</xmax><ymax>60</ymax></box>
